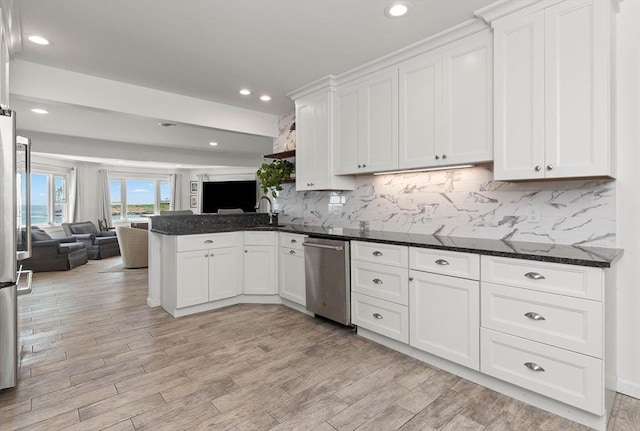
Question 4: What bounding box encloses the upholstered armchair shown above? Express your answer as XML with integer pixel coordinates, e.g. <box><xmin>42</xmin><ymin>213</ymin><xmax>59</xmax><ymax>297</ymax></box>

<box><xmin>20</xmin><ymin>227</ymin><xmax>88</xmax><ymax>272</ymax></box>
<box><xmin>115</xmin><ymin>226</ymin><xmax>148</xmax><ymax>268</ymax></box>
<box><xmin>62</xmin><ymin>221</ymin><xmax>120</xmax><ymax>260</ymax></box>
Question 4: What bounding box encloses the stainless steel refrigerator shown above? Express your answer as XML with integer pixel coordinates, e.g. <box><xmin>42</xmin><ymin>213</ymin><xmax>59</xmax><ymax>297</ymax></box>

<box><xmin>0</xmin><ymin>109</ymin><xmax>31</xmax><ymax>390</ymax></box>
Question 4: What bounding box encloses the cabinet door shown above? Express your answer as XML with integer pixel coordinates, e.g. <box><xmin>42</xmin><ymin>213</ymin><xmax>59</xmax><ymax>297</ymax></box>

<box><xmin>279</xmin><ymin>247</ymin><xmax>305</xmax><ymax>305</ymax></box>
<box><xmin>243</xmin><ymin>245</ymin><xmax>276</xmax><ymax>295</ymax></box>
<box><xmin>544</xmin><ymin>0</ymin><xmax>611</xmax><ymax>178</ymax></box>
<box><xmin>360</xmin><ymin>68</ymin><xmax>399</xmax><ymax>173</ymax></box>
<box><xmin>209</xmin><ymin>246</ymin><xmax>240</xmax><ymax>301</ymax></box>
<box><xmin>296</xmin><ymin>92</ymin><xmax>329</xmax><ymax>190</ymax></box>
<box><xmin>335</xmin><ymin>84</ymin><xmax>361</xmax><ymax>175</ymax></box>
<box><xmin>441</xmin><ymin>31</ymin><xmax>493</xmax><ymax>165</ymax></box>
<box><xmin>176</xmin><ymin>250</ymin><xmax>209</xmax><ymax>308</ymax></box>
<box><xmin>493</xmin><ymin>10</ymin><xmax>546</xmax><ymax>180</ymax></box>
<box><xmin>398</xmin><ymin>50</ymin><xmax>441</xmax><ymax>169</ymax></box>
<box><xmin>409</xmin><ymin>270</ymin><xmax>480</xmax><ymax>370</ymax></box>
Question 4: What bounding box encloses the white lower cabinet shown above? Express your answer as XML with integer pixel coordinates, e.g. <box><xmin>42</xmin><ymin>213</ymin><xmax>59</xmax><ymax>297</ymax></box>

<box><xmin>243</xmin><ymin>231</ymin><xmax>277</xmax><ymax>295</ymax></box>
<box><xmin>243</xmin><ymin>245</ymin><xmax>276</xmax><ymax>295</ymax></box>
<box><xmin>352</xmin><ymin>292</ymin><xmax>409</xmax><ymax>343</ymax></box>
<box><xmin>481</xmin><ymin>328</ymin><xmax>603</xmax><ymax>415</ymax></box>
<box><xmin>278</xmin><ymin>233</ymin><xmax>307</xmax><ymax>305</ymax></box>
<box><xmin>479</xmin><ymin>255</ymin><xmax>607</xmax><ymax>416</ymax></box>
<box><xmin>176</xmin><ymin>250</ymin><xmax>210</xmax><ymax>308</ymax></box>
<box><xmin>174</xmin><ymin>233</ymin><xmax>241</xmax><ymax>309</ymax></box>
<box><xmin>209</xmin><ymin>246</ymin><xmax>241</xmax><ymax>301</ymax></box>
<box><xmin>409</xmin><ymin>270</ymin><xmax>480</xmax><ymax>370</ymax></box>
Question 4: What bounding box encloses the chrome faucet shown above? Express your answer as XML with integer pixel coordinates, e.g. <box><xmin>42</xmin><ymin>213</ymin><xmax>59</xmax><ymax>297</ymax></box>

<box><xmin>255</xmin><ymin>195</ymin><xmax>273</xmax><ymax>224</ymax></box>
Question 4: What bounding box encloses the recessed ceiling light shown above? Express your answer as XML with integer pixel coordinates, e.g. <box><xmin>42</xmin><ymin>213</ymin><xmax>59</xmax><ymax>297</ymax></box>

<box><xmin>239</xmin><ymin>89</ymin><xmax>251</xmax><ymax>96</ymax></box>
<box><xmin>385</xmin><ymin>2</ymin><xmax>410</xmax><ymax>17</ymax></box>
<box><xmin>30</xmin><ymin>108</ymin><xmax>48</xmax><ymax>114</ymax></box>
<box><xmin>27</xmin><ymin>35</ymin><xmax>50</xmax><ymax>45</ymax></box>
<box><xmin>209</xmin><ymin>142</ymin><xmax>218</xmax><ymax>146</ymax></box>
<box><xmin>158</xmin><ymin>122</ymin><xmax>176</xmax><ymax>127</ymax></box>
<box><xmin>260</xmin><ymin>95</ymin><xmax>272</xmax><ymax>102</ymax></box>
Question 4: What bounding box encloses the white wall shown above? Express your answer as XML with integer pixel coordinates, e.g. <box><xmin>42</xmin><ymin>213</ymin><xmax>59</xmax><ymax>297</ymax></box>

<box><xmin>614</xmin><ymin>0</ymin><xmax>640</xmax><ymax>399</ymax></box>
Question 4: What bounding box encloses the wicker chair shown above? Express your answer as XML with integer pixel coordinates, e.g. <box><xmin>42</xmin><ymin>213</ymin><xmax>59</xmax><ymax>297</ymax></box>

<box><xmin>115</xmin><ymin>226</ymin><xmax>148</xmax><ymax>268</ymax></box>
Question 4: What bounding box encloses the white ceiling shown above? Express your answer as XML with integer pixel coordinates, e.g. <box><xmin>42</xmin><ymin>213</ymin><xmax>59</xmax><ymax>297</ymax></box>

<box><xmin>12</xmin><ymin>0</ymin><xmax>495</xmax><ymax>167</ymax></box>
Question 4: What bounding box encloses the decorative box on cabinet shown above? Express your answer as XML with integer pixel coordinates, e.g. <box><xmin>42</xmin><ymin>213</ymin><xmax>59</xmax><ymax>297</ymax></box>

<box><xmin>293</xmin><ymin>87</ymin><xmax>354</xmax><ymax>191</ymax></box>
<box><xmin>335</xmin><ymin>67</ymin><xmax>399</xmax><ymax>175</ymax></box>
<box><xmin>243</xmin><ymin>231</ymin><xmax>277</xmax><ymax>295</ymax></box>
<box><xmin>399</xmin><ymin>30</ymin><xmax>493</xmax><ymax>169</ymax></box>
<box><xmin>480</xmin><ymin>255</ymin><xmax>607</xmax><ymax>415</ymax></box>
<box><xmin>350</xmin><ymin>241</ymin><xmax>409</xmax><ymax>342</ymax></box>
<box><xmin>278</xmin><ymin>233</ymin><xmax>307</xmax><ymax>305</ymax></box>
<box><xmin>409</xmin><ymin>248</ymin><xmax>480</xmax><ymax>370</ymax></box>
<box><xmin>491</xmin><ymin>0</ymin><xmax>615</xmax><ymax>180</ymax></box>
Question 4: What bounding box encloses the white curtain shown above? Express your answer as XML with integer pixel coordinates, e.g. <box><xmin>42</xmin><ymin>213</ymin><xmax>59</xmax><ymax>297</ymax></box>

<box><xmin>67</xmin><ymin>167</ymin><xmax>79</xmax><ymax>222</ymax></box>
<box><xmin>169</xmin><ymin>173</ymin><xmax>181</xmax><ymax>210</ymax></box>
<box><xmin>97</xmin><ymin>169</ymin><xmax>113</xmax><ymax>226</ymax></box>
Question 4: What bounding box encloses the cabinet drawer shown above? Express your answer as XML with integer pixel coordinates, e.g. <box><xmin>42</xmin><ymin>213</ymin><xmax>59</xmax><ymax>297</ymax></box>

<box><xmin>177</xmin><ymin>232</ymin><xmax>239</xmax><ymax>252</ymax></box>
<box><xmin>351</xmin><ymin>241</ymin><xmax>408</xmax><ymax>267</ymax></box>
<box><xmin>351</xmin><ymin>292</ymin><xmax>408</xmax><ymax>343</ymax></box>
<box><xmin>410</xmin><ymin>248</ymin><xmax>480</xmax><ymax>280</ymax></box>
<box><xmin>244</xmin><ymin>231</ymin><xmax>276</xmax><ymax>246</ymax></box>
<box><xmin>480</xmin><ymin>256</ymin><xmax>603</xmax><ymax>301</ymax></box>
<box><xmin>351</xmin><ymin>261</ymin><xmax>408</xmax><ymax>305</ymax></box>
<box><xmin>481</xmin><ymin>282</ymin><xmax>603</xmax><ymax>358</ymax></box>
<box><xmin>279</xmin><ymin>232</ymin><xmax>306</xmax><ymax>251</ymax></box>
<box><xmin>481</xmin><ymin>329</ymin><xmax>603</xmax><ymax>415</ymax></box>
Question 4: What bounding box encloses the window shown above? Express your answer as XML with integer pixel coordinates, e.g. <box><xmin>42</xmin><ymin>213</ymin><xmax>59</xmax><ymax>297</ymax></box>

<box><xmin>109</xmin><ymin>176</ymin><xmax>171</xmax><ymax>221</ymax></box>
<box><xmin>30</xmin><ymin>170</ymin><xmax>70</xmax><ymax>225</ymax></box>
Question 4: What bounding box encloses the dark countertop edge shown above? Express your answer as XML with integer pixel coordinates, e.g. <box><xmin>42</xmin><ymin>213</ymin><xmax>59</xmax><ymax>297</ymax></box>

<box><xmin>150</xmin><ymin>225</ymin><xmax>622</xmax><ymax>268</ymax></box>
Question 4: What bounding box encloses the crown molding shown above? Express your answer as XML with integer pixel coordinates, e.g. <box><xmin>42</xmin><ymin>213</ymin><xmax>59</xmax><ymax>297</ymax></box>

<box><xmin>286</xmin><ymin>75</ymin><xmax>337</xmax><ymax>100</ymax></box>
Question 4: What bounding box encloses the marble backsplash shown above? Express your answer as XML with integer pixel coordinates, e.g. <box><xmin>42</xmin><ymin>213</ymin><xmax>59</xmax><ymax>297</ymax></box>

<box><xmin>273</xmin><ymin>166</ymin><xmax>616</xmax><ymax>247</ymax></box>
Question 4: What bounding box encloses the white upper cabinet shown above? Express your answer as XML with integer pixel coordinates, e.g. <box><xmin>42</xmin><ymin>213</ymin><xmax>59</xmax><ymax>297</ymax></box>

<box><xmin>493</xmin><ymin>0</ymin><xmax>614</xmax><ymax>180</ymax></box>
<box><xmin>295</xmin><ymin>90</ymin><xmax>354</xmax><ymax>191</ymax></box>
<box><xmin>335</xmin><ymin>67</ymin><xmax>399</xmax><ymax>175</ymax></box>
<box><xmin>399</xmin><ymin>30</ymin><xmax>493</xmax><ymax>169</ymax></box>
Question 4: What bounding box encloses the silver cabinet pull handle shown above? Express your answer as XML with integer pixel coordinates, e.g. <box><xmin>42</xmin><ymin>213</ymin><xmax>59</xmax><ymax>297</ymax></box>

<box><xmin>372</xmin><ymin>251</ymin><xmax>383</xmax><ymax>256</ymax></box>
<box><xmin>524</xmin><ymin>362</ymin><xmax>545</xmax><ymax>372</ymax></box>
<box><xmin>547</xmin><ymin>165</ymin><xmax>553</xmax><ymax>171</ymax></box>
<box><xmin>372</xmin><ymin>278</ymin><xmax>383</xmax><ymax>285</ymax></box>
<box><xmin>289</xmin><ymin>250</ymin><xmax>296</xmax><ymax>255</ymax></box>
<box><xmin>435</xmin><ymin>155</ymin><xmax>440</xmax><ymax>160</ymax></box>
<box><xmin>362</xmin><ymin>164</ymin><xmax>367</xmax><ymax>168</ymax></box>
<box><xmin>524</xmin><ymin>312</ymin><xmax>546</xmax><ymax>321</ymax></box>
<box><xmin>204</xmin><ymin>254</ymin><xmax>209</xmax><ymax>257</ymax></box>
<box><xmin>525</xmin><ymin>272</ymin><xmax>545</xmax><ymax>280</ymax></box>
<box><xmin>534</xmin><ymin>165</ymin><xmax>542</xmax><ymax>172</ymax></box>
<box><xmin>373</xmin><ymin>313</ymin><xmax>383</xmax><ymax>320</ymax></box>
<box><xmin>291</xmin><ymin>239</ymin><xmax>297</xmax><ymax>243</ymax></box>
<box><xmin>204</xmin><ymin>240</ymin><xmax>213</xmax><ymax>244</ymax></box>
<box><xmin>442</xmin><ymin>154</ymin><xmax>447</xmax><ymax>159</ymax></box>
<box><xmin>358</xmin><ymin>164</ymin><xmax>362</xmax><ymax>168</ymax></box>
<box><xmin>409</xmin><ymin>276</ymin><xmax>414</xmax><ymax>282</ymax></box>
<box><xmin>435</xmin><ymin>259</ymin><xmax>449</xmax><ymax>266</ymax></box>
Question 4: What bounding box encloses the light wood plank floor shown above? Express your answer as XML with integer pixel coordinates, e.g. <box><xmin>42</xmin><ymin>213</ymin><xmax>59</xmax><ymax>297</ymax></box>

<box><xmin>1</xmin><ymin>257</ymin><xmax>638</xmax><ymax>431</ymax></box>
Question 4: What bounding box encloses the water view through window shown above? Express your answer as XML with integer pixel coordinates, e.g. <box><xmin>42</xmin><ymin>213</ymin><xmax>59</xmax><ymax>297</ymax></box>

<box><xmin>110</xmin><ymin>178</ymin><xmax>171</xmax><ymax>221</ymax></box>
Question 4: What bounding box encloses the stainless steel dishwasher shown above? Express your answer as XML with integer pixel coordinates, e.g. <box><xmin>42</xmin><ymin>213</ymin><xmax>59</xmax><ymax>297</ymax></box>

<box><xmin>303</xmin><ymin>237</ymin><xmax>351</xmax><ymax>326</ymax></box>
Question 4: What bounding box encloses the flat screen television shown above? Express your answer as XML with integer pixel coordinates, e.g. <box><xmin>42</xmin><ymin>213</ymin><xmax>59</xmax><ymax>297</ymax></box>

<box><xmin>201</xmin><ymin>180</ymin><xmax>257</xmax><ymax>214</ymax></box>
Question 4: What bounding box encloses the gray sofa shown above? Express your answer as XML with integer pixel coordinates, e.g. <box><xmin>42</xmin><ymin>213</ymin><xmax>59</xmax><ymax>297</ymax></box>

<box><xmin>20</xmin><ymin>227</ymin><xmax>88</xmax><ymax>272</ymax></box>
<box><xmin>62</xmin><ymin>221</ymin><xmax>120</xmax><ymax>260</ymax></box>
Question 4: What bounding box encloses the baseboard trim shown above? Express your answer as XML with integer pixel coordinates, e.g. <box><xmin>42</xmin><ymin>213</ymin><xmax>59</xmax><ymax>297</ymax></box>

<box><xmin>616</xmin><ymin>378</ymin><xmax>640</xmax><ymax>399</ymax></box>
<box><xmin>147</xmin><ymin>297</ymin><xmax>160</xmax><ymax>307</ymax></box>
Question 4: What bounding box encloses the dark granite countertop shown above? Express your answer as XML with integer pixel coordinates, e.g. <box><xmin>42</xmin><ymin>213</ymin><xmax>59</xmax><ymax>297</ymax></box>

<box><xmin>150</xmin><ymin>214</ymin><xmax>622</xmax><ymax>268</ymax></box>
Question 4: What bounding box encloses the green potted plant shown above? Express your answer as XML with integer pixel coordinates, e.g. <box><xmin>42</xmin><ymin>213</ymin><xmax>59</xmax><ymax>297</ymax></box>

<box><xmin>256</xmin><ymin>159</ymin><xmax>295</xmax><ymax>198</ymax></box>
